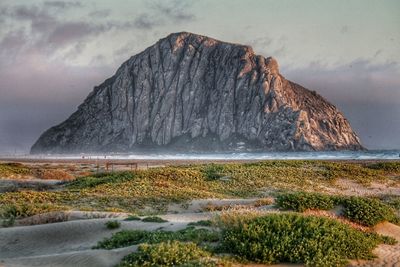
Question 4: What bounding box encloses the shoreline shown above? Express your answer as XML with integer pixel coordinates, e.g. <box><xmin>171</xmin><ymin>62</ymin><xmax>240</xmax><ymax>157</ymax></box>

<box><xmin>1</xmin><ymin>157</ymin><xmax>400</xmax><ymax>165</ymax></box>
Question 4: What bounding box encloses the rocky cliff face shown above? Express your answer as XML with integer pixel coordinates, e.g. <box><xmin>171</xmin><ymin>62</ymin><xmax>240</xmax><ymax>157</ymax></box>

<box><xmin>31</xmin><ymin>32</ymin><xmax>363</xmax><ymax>154</ymax></box>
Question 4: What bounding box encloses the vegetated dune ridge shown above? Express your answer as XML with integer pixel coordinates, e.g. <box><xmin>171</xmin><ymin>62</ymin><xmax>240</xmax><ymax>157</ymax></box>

<box><xmin>31</xmin><ymin>32</ymin><xmax>362</xmax><ymax>154</ymax></box>
<box><xmin>1</xmin><ymin>208</ymin><xmax>400</xmax><ymax>267</ymax></box>
<box><xmin>1</xmin><ymin>160</ymin><xmax>400</xmax><ymax>266</ymax></box>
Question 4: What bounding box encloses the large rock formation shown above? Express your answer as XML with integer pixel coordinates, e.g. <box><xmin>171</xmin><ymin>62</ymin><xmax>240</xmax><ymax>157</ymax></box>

<box><xmin>31</xmin><ymin>32</ymin><xmax>363</xmax><ymax>154</ymax></box>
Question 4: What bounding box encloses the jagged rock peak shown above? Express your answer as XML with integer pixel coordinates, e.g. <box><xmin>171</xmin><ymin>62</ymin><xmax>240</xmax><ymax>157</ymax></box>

<box><xmin>265</xmin><ymin>57</ymin><xmax>279</xmax><ymax>75</ymax></box>
<box><xmin>31</xmin><ymin>32</ymin><xmax>363</xmax><ymax>154</ymax></box>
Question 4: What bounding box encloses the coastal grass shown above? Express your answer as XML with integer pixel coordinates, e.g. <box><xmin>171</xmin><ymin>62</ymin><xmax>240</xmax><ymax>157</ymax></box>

<box><xmin>0</xmin><ymin>163</ymin><xmax>31</xmax><ymax>178</ymax></box>
<box><xmin>94</xmin><ymin>226</ymin><xmax>220</xmax><ymax>250</ymax></box>
<box><xmin>0</xmin><ymin>162</ymin><xmax>74</xmax><ymax>181</ymax></box>
<box><xmin>276</xmin><ymin>191</ymin><xmax>400</xmax><ymax>226</ymax></box>
<box><xmin>117</xmin><ymin>241</ymin><xmax>215</xmax><ymax>267</ymax></box>
<box><xmin>105</xmin><ymin>220</ymin><xmax>121</xmax><ymax>229</ymax></box>
<box><xmin>141</xmin><ymin>216</ymin><xmax>168</xmax><ymax>223</ymax></box>
<box><xmin>1</xmin><ymin>161</ymin><xmax>400</xmax><ymax>218</ymax></box>
<box><xmin>108</xmin><ymin>212</ymin><xmax>396</xmax><ymax>267</ymax></box>
<box><xmin>218</xmin><ymin>213</ymin><xmax>396</xmax><ymax>266</ymax></box>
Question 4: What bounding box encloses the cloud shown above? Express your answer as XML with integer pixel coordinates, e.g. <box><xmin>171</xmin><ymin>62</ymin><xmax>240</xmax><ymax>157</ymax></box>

<box><xmin>150</xmin><ymin>0</ymin><xmax>196</xmax><ymax>23</ymax></box>
<box><xmin>43</xmin><ymin>1</ymin><xmax>83</xmax><ymax>9</ymax></box>
<box><xmin>45</xmin><ymin>21</ymin><xmax>109</xmax><ymax>47</ymax></box>
<box><xmin>130</xmin><ymin>0</ymin><xmax>196</xmax><ymax>30</ymax></box>
<box><xmin>133</xmin><ymin>13</ymin><xmax>161</xmax><ymax>29</ymax></box>
<box><xmin>0</xmin><ymin>3</ymin><xmax>116</xmax><ymax>63</ymax></box>
<box><xmin>88</xmin><ymin>9</ymin><xmax>111</xmax><ymax>18</ymax></box>
<box><xmin>340</xmin><ymin>25</ymin><xmax>349</xmax><ymax>34</ymax></box>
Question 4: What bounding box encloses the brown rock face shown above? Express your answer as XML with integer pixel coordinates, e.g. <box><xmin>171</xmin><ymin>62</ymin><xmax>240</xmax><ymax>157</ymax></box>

<box><xmin>31</xmin><ymin>32</ymin><xmax>363</xmax><ymax>154</ymax></box>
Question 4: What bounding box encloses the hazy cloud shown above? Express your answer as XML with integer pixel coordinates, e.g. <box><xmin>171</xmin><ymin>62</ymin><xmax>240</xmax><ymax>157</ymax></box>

<box><xmin>150</xmin><ymin>0</ymin><xmax>196</xmax><ymax>23</ymax></box>
<box><xmin>340</xmin><ymin>25</ymin><xmax>349</xmax><ymax>34</ymax></box>
<box><xmin>88</xmin><ymin>9</ymin><xmax>111</xmax><ymax>18</ymax></box>
<box><xmin>43</xmin><ymin>1</ymin><xmax>83</xmax><ymax>9</ymax></box>
<box><xmin>131</xmin><ymin>0</ymin><xmax>196</xmax><ymax>30</ymax></box>
<box><xmin>133</xmin><ymin>13</ymin><xmax>161</xmax><ymax>29</ymax></box>
<box><xmin>45</xmin><ymin>22</ymin><xmax>109</xmax><ymax>47</ymax></box>
<box><xmin>0</xmin><ymin>3</ymin><xmax>116</xmax><ymax>62</ymax></box>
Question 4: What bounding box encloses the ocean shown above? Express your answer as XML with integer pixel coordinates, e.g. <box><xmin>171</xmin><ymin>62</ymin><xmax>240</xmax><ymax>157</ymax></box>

<box><xmin>6</xmin><ymin>150</ymin><xmax>400</xmax><ymax>160</ymax></box>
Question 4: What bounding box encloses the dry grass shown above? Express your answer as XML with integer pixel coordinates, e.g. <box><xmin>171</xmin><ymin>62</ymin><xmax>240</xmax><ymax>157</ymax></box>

<box><xmin>33</xmin><ymin>169</ymin><xmax>74</xmax><ymax>181</ymax></box>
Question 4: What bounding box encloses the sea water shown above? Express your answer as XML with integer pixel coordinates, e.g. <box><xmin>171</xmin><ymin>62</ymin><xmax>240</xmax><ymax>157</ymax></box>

<box><xmin>6</xmin><ymin>150</ymin><xmax>400</xmax><ymax>160</ymax></box>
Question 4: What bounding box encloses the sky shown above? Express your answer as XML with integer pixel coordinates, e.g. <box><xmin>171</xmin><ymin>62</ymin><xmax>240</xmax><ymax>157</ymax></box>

<box><xmin>0</xmin><ymin>0</ymin><xmax>399</xmax><ymax>153</ymax></box>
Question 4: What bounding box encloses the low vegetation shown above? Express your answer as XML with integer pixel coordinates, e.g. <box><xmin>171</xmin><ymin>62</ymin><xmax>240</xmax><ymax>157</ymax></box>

<box><xmin>341</xmin><ymin>197</ymin><xmax>398</xmax><ymax>226</ymax></box>
<box><xmin>188</xmin><ymin>220</ymin><xmax>213</xmax><ymax>227</ymax></box>
<box><xmin>276</xmin><ymin>191</ymin><xmax>335</xmax><ymax>212</ymax></box>
<box><xmin>0</xmin><ymin>163</ymin><xmax>31</xmax><ymax>178</ymax></box>
<box><xmin>202</xmin><ymin>164</ymin><xmax>224</xmax><ymax>180</ymax></box>
<box><xmin>107</xmin><ymin>212</ymin><xmax>396</xmax><ymax>267</ymax></box>
<box><xmin>0</xmin><ymin>162</ymin><xmax>74</xmax><ymax>181</ymax></box>
<box><xmin>141</xmin><ymin>216</ymin><xmax>168</xmax><ymax>223</ymax></box>
<box><xmin>1</xmin><ymin>161</ymin><xmax>399</xmax><ymax>219</ymax></box>
<box><xmin>219</xmin><ymin>213</ymin><xmax>395</xmax><ymax>266</ymax></box>
<box><xmin>105</xmin><ymin>220</ymin><xmax>121</xmax><ymax>229</ymax></box>
<box><xmin>366</xmin><ymin>162</ymin><xmax>400</xmax><ymax>172</ymax></box>
<box><xmin>124</xmin><ymin>215</ymin><xmax>141</xmax><ymax>221</ymax></box>
<box><xmin>118</xmin><ymin>241</ymin><xmax>214</xmax><ymax>267</ymax></box>
<box><xmin>276</xmin><ymin>191</ymin><xmax>399</xmax><ymax>226</ymax></box>
<box><xmin>94</xmin><ymin>226</ymin><xmax>220</xmax><ymax>250</ymax></box>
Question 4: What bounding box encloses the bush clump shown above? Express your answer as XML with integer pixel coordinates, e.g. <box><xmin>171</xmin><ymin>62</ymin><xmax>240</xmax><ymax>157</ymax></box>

<box><xmin>105</xmin><ymin>220</ymin><xmax>121</xmax><ymax>229</ymax></box>
<box><xmin>202</xmin><ymin>164</ymin><xmax>224</xmax><ymax>180</ymax></box>
<box><xmin>188</xmin><ymin>220</ymin><xmax>213</xmax><ymax>227</ymax></box>
<box><xmin>276</xmin><ymin>192</ymin><xmax>400</xmax><ymax>227</ymax></box>
<box><xmin>94</xmin><ymin>227</ymin><xmax>220</xmax><ymax>249</ymax></box>
<box><xmin>68</xmin><ymin>171</ymin><xmax>136</xmax><ymax>189</ymax></box>
<box><xmin>124</xmin><ymin>215</ymin><xmax>141</xmax><ymax>221</ymax></box>
<box><xmin>220</xmin><ymin>213</ymin><xmax>389</xmax><ymax>266</ymax></box>
<box><xmin>118</xmin><ymin>241</ymin><xmax>214</xmax><ymax>267</ymax></box>
<box><xmin>0</xmin><ymin>203</ymin><xmax>65</xmax><ymax>219</ymax></box>
<box><xmin>141</xmin><ymin>216</ymin><xmax>168</xmax><ymax>223</ymax></box>
<box><xmin>366</xmin><ymin>162</ymin><xmax>400</xmax><ymax>172</ymax></box>
<box><xmin>341</xmin><ymin>197</ymin><xmax>397</xmax><ymax>226</ymax></box>
<box><xmin>276</xmin><ymin>192</ymin><xmax>335</xmax><ymax>212</ymax></box>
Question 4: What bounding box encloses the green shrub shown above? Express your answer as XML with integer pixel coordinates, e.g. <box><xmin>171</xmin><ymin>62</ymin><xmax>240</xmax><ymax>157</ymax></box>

<box><xmin>341</xmin><ymin>197</ymin><xmax>397</xmax><ymax>226</ymax></box>
<box><xmin>1</xmin><ymin>216</ymin><xmax>15</xmax><ymax>227</ymax></box>
<box><xmin>276</xmin><ymin>192</ymin><xmax>335</xmax><ymax>212</ymax></box>
<box><xmin>202</xmin><ymin>164</ymin><xmax>224</xmax><ymax>180</ymax></box>
<box><xmin>0</xmin><ymin>163</ymin><xmax>31</xmax><ymax>177</ymax></box>
<box><xmin>94</xmin><ymin>227</ymin><xmax>220</xmax><ymax>249</ymax></box>
<box><xmin>68</xmin><ymin>171</ymin><xmax>135</xmax><ymax>189</ymax></box>
<box><xmin>124</xmin><ymin>215</ymin><xmax>141</xmax><ymax>221</ymax></box>
<box><xmin>383</xmin><ymin>195</ymin><xmax>400</xmax><ymax>210</ymax></box>
<box><xmin>141</xmin><ymin>216</ymin><xmax>168</xmax><ymax>223</ymax></box>
<box><xmin>220</xmin><ymin>213</ymin><xmax>389</xmax><ymax>267</ymax></box>
<box><xmin>117</xmin><ymin>241</ymin><xmax>214</xmax><ymax>267</ymax></box>
<box><xmin>366</xmin><ymin>162</ymin><xmax>400</xmax><ymax>172</ymax></box>
<box><xmin>0</xmin><ymin>203</ymin><xmax>65</xmax><ymax>219</ymax></box>
<box><xmin>105</xmin><ymin>220</ymin><xmax>121</xmax><ymax>229</ymax></box>
<box><xmin>188</xmin><ymin>220</ymin><xmax>213</xmax><ymax>227</ymax></box>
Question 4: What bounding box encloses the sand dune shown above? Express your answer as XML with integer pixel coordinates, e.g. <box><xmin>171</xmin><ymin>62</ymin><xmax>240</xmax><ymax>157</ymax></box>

<box><xmin>1</xmin><ymin>202</ymin><xmax>399</xmax><ymax>267</ymax></box>
<box><xmin>350</xmin><ymin>222</ymin><xmax>400</xmax><ymax>267</ymax></box>
<box><xmin>0</xmin><ymin>215</ymin><xmax>193</xmax><ymax>267</ymax></box>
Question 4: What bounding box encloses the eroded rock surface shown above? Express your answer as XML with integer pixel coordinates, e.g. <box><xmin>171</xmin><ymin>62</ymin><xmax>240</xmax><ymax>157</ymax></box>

<box><xmin>31</xmin><ymin>32</ymin><xmax>363</xmax><ymax>153</ymax></box>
